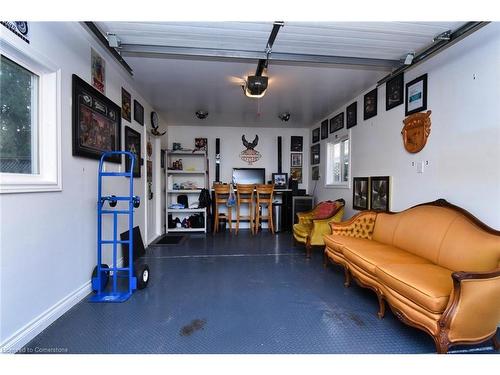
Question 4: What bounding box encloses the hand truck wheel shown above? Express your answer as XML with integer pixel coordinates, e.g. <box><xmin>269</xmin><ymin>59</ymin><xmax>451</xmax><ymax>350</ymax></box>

<box><xmin>135</xmin><ymin>263</ymin><xmax>150</xmax><ymax>290</ymax></box>
<box><xmin>91</xmin><ymin>264</ymin><xmax>109</xmax><ymax>291</ymax></box>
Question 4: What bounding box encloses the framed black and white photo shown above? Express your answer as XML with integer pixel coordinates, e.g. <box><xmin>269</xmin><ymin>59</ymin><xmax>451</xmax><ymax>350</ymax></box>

<box><xmin>370</xmin><ymin>176</ymin><xmax>390</xmax><ymax>211</ymax></box>
<box><xmin>346</xmin><ymin>101</ymin><xmax>357</xmax><ymax>129</ymax></box>
<box><xmin>72</xmin><ymin>74</ymin><xmax>121</xmax><ymax>163</ymax></box>
<box><xmin>290</xmin><ymin>152</ymin><xmax>302</xmax><ymax>167</ymax></box>
<box><xmin>272</xmin><ymin>173</ymin><xmax>288</xmax><ymax>189</ymax></box>
<box><xmin>311</xmin><ymin>144</ymin><xmax>320</xmax><ymax>165</ymax></box>
<box><xmin>353</xmin><ymin>177</ymin><xmax>369</xmax><ymax>211</ymax></box>
<box><xmin>363</xmin><ymin>88</ymin><xmax>378</xmax><ymax>120</ymax></box>
<box><xmin>312</xmin><ymin>127</ymin><xmax>320</xmax><ymax>143</ymax></box>
<box><xmin>133</xmin><ymin>99</ymin><xmax>144</xmax><ymax>125</ymax></box>
<box><xmin>386</xmin><ymin>73</ymin><xmax>404</xmax><ymax>111</ymax></box>
<box><xmin>405</xmin><ymin>74</ymin><xmax>428</xmax><ymax>116</ymax></box>
<box><xmin>124</xmin><ymin>126</ymin><xmax>141</xmax><ymax>178</ymax></box>
<box><xmin>321</xmin><ymin>119</ymin><xmax>328</xmax><ymax>140</ymax></box>
<box><xmin>290</xmin><ymin>136</ymin><xmax>303</xmax><ymax>152</ymax></box>
<box><xmin>330</xmin><ymin>112</ymin><xmax>344</xmax><ymax>134</ymax></box>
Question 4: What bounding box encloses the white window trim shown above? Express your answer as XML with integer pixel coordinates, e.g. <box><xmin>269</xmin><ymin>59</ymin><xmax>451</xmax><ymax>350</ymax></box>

<box><xmin>0</xmin><ymin>32</ymin><xmax>62</xmax><ymax>193</ymax></box>
<box><xmin>324</xmin><ymin>133</ymin><xmax>351</xmax><ymax>189</ymax></box>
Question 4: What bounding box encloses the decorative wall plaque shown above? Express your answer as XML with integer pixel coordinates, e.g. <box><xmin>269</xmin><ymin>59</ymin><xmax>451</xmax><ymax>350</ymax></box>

<box><xmin>401</xmin><ymin>110</ymin><xmax>432</xmax><ymax>153</ymax></box>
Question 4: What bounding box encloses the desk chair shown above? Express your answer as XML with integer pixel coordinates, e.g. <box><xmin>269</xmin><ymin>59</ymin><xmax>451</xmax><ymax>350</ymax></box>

<box><xmin>213</xmin><ymin>183</ymin><xmax>232</xmax><ymax>234</ymax></box>
<box><xmin>235</xmin><ymin>184</ymin><xmax>255</xmax><ymax>235</ymax></box>
<box><xmin>255</xmin><ymin>184</ymin><xmax>275</xmax><ymax>234</ymax></box>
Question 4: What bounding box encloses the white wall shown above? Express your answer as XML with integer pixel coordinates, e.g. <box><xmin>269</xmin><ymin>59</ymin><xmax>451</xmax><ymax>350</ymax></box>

<box><xmin>168</xmin><ymin>125</ymin><xmax>310</xmax><ymax>190</ymax></box>
<box><xmin>310</xmin><ymin>23</ymin><xmax>500</xmax><ymax>228</ymax></box>
<box><xmin>0</xmin><ymin>22</ymin><xmax>165</xmax><ymax>349</ymax></box>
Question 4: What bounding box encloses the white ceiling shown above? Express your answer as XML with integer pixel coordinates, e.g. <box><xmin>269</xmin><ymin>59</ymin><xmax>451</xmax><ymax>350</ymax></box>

<box><xmin>96</xmin><ymin>21</ymin><xmax>466</xmax><ymax>128</ymax></box>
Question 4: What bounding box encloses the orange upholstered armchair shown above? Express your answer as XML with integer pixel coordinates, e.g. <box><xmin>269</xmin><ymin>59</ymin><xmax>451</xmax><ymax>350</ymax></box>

<box><xmin>293</xmin><ymin>199</ymin><xmax>345</xmax><ymax>258</ymax></box>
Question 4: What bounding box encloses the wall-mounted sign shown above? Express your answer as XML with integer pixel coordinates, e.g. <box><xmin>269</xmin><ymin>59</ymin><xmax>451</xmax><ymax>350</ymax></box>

<box><xmin>91</xmin><ymin>48</ymin><xmax>105</xmax><ymax>94</ymax></box>
<box><xmin>1</xmin><ymin>22</ymin><xmax>29</xmax><ymax>43</ymax></box>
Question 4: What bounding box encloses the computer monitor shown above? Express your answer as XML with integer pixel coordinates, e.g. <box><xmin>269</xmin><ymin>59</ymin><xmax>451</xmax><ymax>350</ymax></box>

<box><xmin>232</xmin><ymin>168</ymin><xmax>265</xmax><ymax>186</ymax></box>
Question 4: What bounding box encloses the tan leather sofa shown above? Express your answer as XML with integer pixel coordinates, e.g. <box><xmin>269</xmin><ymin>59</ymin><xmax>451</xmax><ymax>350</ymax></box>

<box><xmin>323</xmin><ymin>199</ymin><xmax>500</xmax><ymax>353</ymax></box>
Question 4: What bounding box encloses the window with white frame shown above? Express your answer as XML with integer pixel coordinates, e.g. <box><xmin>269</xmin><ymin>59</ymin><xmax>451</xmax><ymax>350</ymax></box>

<box><xmin>326</xmin><ymin>136</ymin><xmax>350</xmax><ymax>187</ymax></box>
<box><xmin>0</xmin><ymin>37</ymin><xmax>61</xmax><ymax>193</ymax></box>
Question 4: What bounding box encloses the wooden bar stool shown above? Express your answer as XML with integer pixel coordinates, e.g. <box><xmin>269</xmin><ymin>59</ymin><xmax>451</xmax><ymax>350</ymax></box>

<box><xmin>235</xmin><ymin>184</ymin><xmax>255</xmax><ymax>235</ymax></box>
<box><xmin>213</xmin><ymin>183</ymin><xmax>232</xmax><ymax>234</ymax></box>
<box><xmin>255</xmin><ymin>184</ymin><xmax>275</xmax><ymax>234</ymax></box>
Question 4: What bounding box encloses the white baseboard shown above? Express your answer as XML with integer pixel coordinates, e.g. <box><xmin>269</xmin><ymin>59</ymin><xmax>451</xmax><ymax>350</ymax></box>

<box><xmin>0</xmin><ymin>280</ymin><xmax>91</xmax><ymax>354</ymax></box>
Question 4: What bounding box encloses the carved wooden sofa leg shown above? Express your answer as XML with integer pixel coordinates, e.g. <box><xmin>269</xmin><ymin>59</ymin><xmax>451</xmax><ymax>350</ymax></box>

<box><xmin>323</xmin><ymin>251</ymin><xmax>329</xmax><ymax>268</ymax></box>
<box><xmin>377</xmin><ymin>294</ymin><xmax>386</xmax><ymax>319</ymax></box>
<box><xmin>343</xmin><ymin>267</ymin><xmax>352</xmax><ymax>288</ymax></box>
<box><xmin>434</xmin><ymin>331</ymin><xmax>451</xmax><ymax>354</ymax></box>
<box><xmin>493</xmin><ymin>328</ymin><xmax>499</xmax><ymax>351</ymax></box>
<box><xmin>305</xmin><ymin>237</ymin><xmax>312</xmax><ymax>258</ymax></box>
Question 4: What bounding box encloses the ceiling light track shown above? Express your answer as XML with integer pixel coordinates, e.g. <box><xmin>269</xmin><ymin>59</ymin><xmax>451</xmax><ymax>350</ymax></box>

<box><xmin>377</xmin><ymin>22</ymin><xmax>488</xmax><ymax>86</ymax></box>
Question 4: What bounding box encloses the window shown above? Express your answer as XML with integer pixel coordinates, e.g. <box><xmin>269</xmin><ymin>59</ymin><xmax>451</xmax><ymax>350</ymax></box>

<box><xmin>0</xmin><ymin>55</ymin><xmax>39</xmax><ymax>174</ymax></box>
<box><xmin>326</xmin><ymin>136</ymin><xmax>350</xmax><ymax>187</ymax></box>
<box><xmin>0</xmin><ymin>37</ymin><xmax>61</xmax><ymax>193</ymax></box>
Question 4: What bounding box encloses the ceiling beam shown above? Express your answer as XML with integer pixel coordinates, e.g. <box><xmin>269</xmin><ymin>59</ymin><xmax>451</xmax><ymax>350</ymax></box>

<box><xmin>119</xmin><ymin>44</ymin><xmax>399</xmax><ymax>69</ymax></box>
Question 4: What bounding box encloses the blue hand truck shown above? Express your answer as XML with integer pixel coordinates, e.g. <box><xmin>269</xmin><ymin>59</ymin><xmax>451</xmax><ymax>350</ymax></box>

<box><xmin>89</xmin><ymin>151</ymin><xmax>150</xmax><ymax>303</ymax></box>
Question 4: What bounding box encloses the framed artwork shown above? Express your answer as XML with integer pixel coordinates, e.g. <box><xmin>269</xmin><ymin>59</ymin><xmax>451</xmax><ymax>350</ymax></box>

<box><xmin>290</xmin><ymin>167</ymin><xmax>302</xmax><ymax>183</ymax></box>
<box><xmin>352</xmin><ymin>177</ymin><xmax>369</xmax><ymax>211</ymax></box>
<box><xmin>91</xmin><ymin>48</ymin><xmax>105</xmax><ymax>94</ymax></box>
<box><xmin>405</xmin><ymin>74</ymin><xmax>428</xmax><ymax>116</ymax></box>
<box><xmin>290</xmin><ymin>136</ymin><xmax>303</xmax><ymax>152</ymax></box>
<box><xmin>134</xmin><ymin>99</ymin><xmax>144</xmax><ymax>125</ymax></box>
<box><xmin>290</xmin><ymin>152</ymin><xmax>302</xmax><ymax>167</ymax></box>
<box><xmin>161</xmin><ymin>149</ymin><xmax>166</xmax><ymax>169</ymax></box>
<box><xmin>195</xmin><ymin>137</ymin><xmax>207</xmax><ymax>152</ymax></box>
<box><xmin>272</xmin><ymin>173</ymin><xmax>288</xmax><ymax>189</ymax></box>
<box><xmin>311</xmin><ymin>144</ymin><xmax>320</xmax><ymax>165</ymax></box>
<box><xmin>121</xmin><ymin>88</ymin><xmax>131</xmax><ymax>122</ymax></box>
<box><xmin>312</xmin><ymin>128</ymin><xmax>320</xmax><ymax>143</ymax></box>
<box><xmin>147</xmin><ymin>160</ymin><xmax>153</xmax><ymax>183</ymax></box>
<box><xmin>312</xmin><ymin>166</ymin><xmax>320</xmax><ymax>181</ymax></box>
<box><xmin>363</xmin><ymin>88</ymin><xmax>378</xmax><ymax>120</ymax></box>
<box><xmin>370</xmin><ymin>176</ymin><xmax>390</xmax><ymax>211</ymax></box>
<box><xmin>321</xmin><ymin>119</ymin><xmax>328</xmax><ymax>140</ymax></box>
<box><xmin>386</xmin><ymin>73</ymin><xmax>404</xmax><ymax>111</ymax></box>
<box><xmin>72</xmin><ymin>74</ymin><xmax>121</xmax><ymax>163</ymax></box>
<box><xmin>124</xmin><ymin>126</ymin><xmax>141</xmax><ymax>178</ymax></box>
<box><xmin>329</xmin><ymin>112</ymin><xmax>344</xmax><ymax>134</ymax></box>
<box><xmin>346</xmin><ymin>102</ymin><xmax>357</xmax><ymax>129</ymax></box>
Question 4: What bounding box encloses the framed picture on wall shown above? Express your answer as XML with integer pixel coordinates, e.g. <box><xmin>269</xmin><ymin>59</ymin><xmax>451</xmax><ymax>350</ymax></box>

<box><xmin>312</xmin><ymin>166</ymin><xmax>320</xmax><ymax>181</ymax></box>
<box><xmin>290</xmin><ymin>152</ymin><xmax>302</xmax><ymax>167</ymax></box>
<box><xmin>386</xmin><ymin>73</ymin><xmax>404</xmax><ymax>111</ymax></box>
<box><xmin>363</xmin><ymin>88</ymin><xmax>378</xmax><ymax>120</ymax></box>
<box><xmin>124</xmin><ymin>126</ymin><xmax>141</xmax><ymax>178</ymax></box>
<box><xmin>290</xmin><ymin>167</ymin><xmax>302</xmax><ymax>183</ymax></box>
<box><xmin>405</xmin><ymin>74</ymin><xmax>428</xmax><ymax>116</ymax></box>
<box><xmin>290</xmin><ymin>136</ymin><xmax>303</xmax><ymax>152</ymax></box>
<box><xmin>72</xmin><ymin>74</ymin><xmax>121</xmax><ymax>163</ymax></box>
<box><xmin>312</xmin><ymin>127</ymin><xmax>320</xmax><ymax>143</ymax></box>
<box><xmin>320</xmin><ymin>119</ymin><xmax>328</xmax><ymax>139</ymax></box>
<box><xmin>311</xmin><ymin>144</ymin><xmax>320</xmax><ymax>165</ymax></box>
<box><xmin>272</xmin><ymin>173</ymin><xmax>288</xmax><ymax>189</ymax></box>
<box><xmin>346</xmin><ymin>101</ymin><xmax>357</xmax><ymax>128</ymax></box>
<box><xmin>133</xmin><ymin>99</ymin><xmax>144</xmax><ymax>125</ymax></box>
<box><xmin>91</xmin><ymin>48</ymin><xmax>105</xmax><ymax>94</ymax></box>
<box><xmin>329</xmin><ymin>112</ymin><xmax>344</xmax><ymax>133</ymax></box>
<box><xmin>370</xmin><ymin>176</ymin><xmax>390</xmax><ymax>211</ymax></box>
<box><xmin>352</xmin><ymin>177</ymin><xmax>369</xmax><ymax>211</ymax></box>
<box><xmin>121</xmin><ymin>87</ymin><xmax>131</xmax><ymax>122</ymax></box>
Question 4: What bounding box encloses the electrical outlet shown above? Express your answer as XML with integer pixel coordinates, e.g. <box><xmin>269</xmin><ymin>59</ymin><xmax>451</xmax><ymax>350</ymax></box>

<box><xmin>417</xmin><ymin>161</ymin><xmax>425</xmax><ymax>174</ymax></box>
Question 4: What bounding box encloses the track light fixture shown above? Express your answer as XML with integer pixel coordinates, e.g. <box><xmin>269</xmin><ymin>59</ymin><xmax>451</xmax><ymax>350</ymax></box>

<box><xmin>106</xmin><ymin>33</ymin><xmax>121</xmax><ymax>48</ymax></box>
<box><xmin>403</xmin><ymin>52</ymin><xmax>415</xmax><ymax>65</ymax></box>
<box><xmin>195</xmin><ymin>110</ymin><xmax>209</xmax><ymax>120</ymax></box>
<box><xmin>278</xmin><ymin>112</ymin><xmax>291</xmax><ymax>122</ymax></box>
<box><xmin>433</xmin><ymin>30</ymin><xmax>452</xmax><ymax>42</ymax></box>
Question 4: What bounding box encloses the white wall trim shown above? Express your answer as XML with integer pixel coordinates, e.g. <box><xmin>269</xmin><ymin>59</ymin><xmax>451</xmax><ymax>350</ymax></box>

<box><xmin>0</xmin><ymin>280</ymin><xmax>91</xmax><ymax>354</ymax></box>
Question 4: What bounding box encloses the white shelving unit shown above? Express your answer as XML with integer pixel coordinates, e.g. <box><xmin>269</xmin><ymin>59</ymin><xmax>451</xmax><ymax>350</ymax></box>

<box><xmin>166</xmin><ymin>150</ymin><xmax>208</xmax><ymax>233</ymax></box>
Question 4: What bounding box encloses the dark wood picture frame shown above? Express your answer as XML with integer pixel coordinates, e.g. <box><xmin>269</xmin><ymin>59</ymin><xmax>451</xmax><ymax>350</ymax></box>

<box><xmin>321</xmin><ymin>119</ymin><xmax>328</xmax><ymax>139</ymax></box>
<box><xmin>386</xmin><ymin>73</ymin><xmax>404</xmax><ymax>111</ymax></box>
<box><xmin>124</xmin><ymin>126</ymin><xmax>141</xmax><ymax>178</ymax></box>
<box><xmin>290</xmin><ymin>167</ymin><xmax>302</xmax><ymax>183</ymax></box>
<box><xmin>370</xmin><ymin>176</ymin><xmax>390</xmax><ymax>211</ymax></box>
<box><xmin>346</xmin><ymin>101</ymin><xmax>357</xmax><ymax>129</ymax></box>
<box><xmin>312</xmin><ymin>166</ymin><xmax>319</xmax><ymax>181</ymax></box>
<box><xmin>121</xmin><ymin>87</ymin><xmax>131</xmax><ymax>122</ymax></box>
<box><xmin>290</xmin><ymin>152</ymin><xmax>302</xmax><ymax>167</ymax></box>
<box><xmin>311</xmin><ymin>144</ymin><xmax>320</xmax><ymax>165</ymax></box>
<box><xmin>272</xmin><ymin>173</ymin><xmax>288</xmax><ymax>189</ymax></box>
<box><xmin>312</xmin><ymin>127</ymin><xmax>320</xmax><ymax>143</ymax></box>
<box><xmin>363</xmin><ymin>88</ymin><xmax>378</xmax><ymax>120</ymax></box>
<box><xmin>72</xmin><ymin>74</ymin><xmax>121</xmax><ymax>163</ymax></box>
<box><xmin>353</xmin><ymin>177</ymin><xmax>369</xmax><ymax>211</ymax></box>
<box><xmin>330</xmin><ymin>112</ymin><xmax>344</xmax><ymax>133</ymax></box>
<box><xmin>405</xmin><ymin>73</ymin><xmax>428</xmax><ymax>116</ymax></box>
<box><xmin>290</xmin><ymin>136</ymin><xmax>303</xmax><ymax>152</ymax></box>
<box><xmin>133</xmin><ymin>99</ymin><xmax>144</xmax><ymax>125</ymax></box>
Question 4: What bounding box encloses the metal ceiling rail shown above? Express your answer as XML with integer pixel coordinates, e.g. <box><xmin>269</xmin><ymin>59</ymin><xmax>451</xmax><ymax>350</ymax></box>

<box><xmin>119</xmin><ymin>44</ymin><xmax>400</xmax><ymax>69</ymax></box>
<box><xmin>377</xmin><ymin>21</ymin><xmax>489</xmax><ymax>86</ymax></box>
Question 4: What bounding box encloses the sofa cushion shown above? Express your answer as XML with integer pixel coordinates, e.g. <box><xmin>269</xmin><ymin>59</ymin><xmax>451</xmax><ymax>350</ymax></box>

<box><xmin>314</xmin><ymin>201</ymin><xmax>342</xmax><ymax>220</ymax></box>
<box><xmin>375</xmin><ymin>263</ymin><xmax>454</xmax><ymax>313</ymax></box>
<box><xmin>342</xmin><ymin>242</ymin><xmax>430</xmax><ymax>274</ymax></box>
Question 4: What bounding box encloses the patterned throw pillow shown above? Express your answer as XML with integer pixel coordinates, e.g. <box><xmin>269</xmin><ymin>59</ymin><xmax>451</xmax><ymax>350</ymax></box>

<box><xmin>314</xmin><ymin>201</ymin><xmax>342</xmax><ymax>220</ymax></box>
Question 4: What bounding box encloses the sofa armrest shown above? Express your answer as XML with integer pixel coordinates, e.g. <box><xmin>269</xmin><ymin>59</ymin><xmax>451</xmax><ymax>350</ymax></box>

<box><xmin>309</xmin><ymin>207</ymin><xmax>345</xmax><ymax>245</ymax></box>
<box><xmin>439</xmin><ymin>268</ymin><xmax>500</xmax><ymax>344</ymax></box>
<box><xmin>296</xmin><ymin>210</ymin><xmax>315</xmax><ymax>225</ymax></box>
<box><xmin>329</xmin><ymin>211</ymin><xmax>378</xmax><ymax>239</ymax></box>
